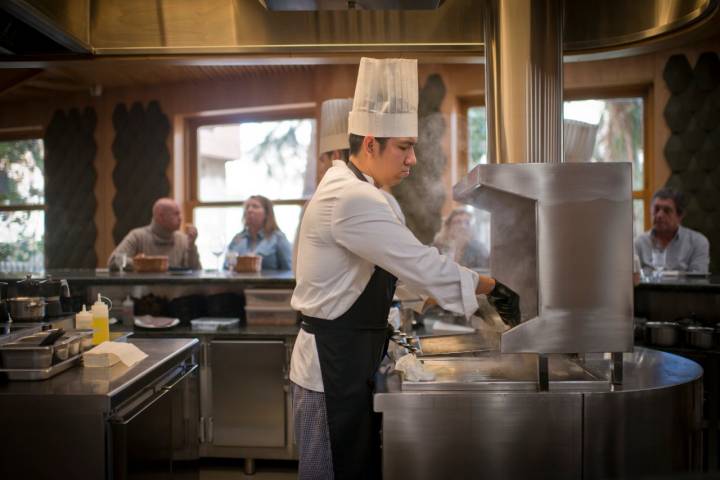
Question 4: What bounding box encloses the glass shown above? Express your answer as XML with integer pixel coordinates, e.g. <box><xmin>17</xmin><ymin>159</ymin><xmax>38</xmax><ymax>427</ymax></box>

<box><xmin>193</xmin><ymin>204</ymin><xmax>302</xmax><ymax>269</ymax></box>
<box><xmin>651</xmin><ymin>248</ymin><xmax>667</xmax><ymax>280</ymax></box>
<box><xmin>633</xmin><ymin>199</ymin><xmax>645</xmax><ymax>240</ymax></box>
<box><xmin>114</xmin><ymin>253</ymin><xmax>128</xmax><ymax>273</ymax></box>
<box><xmin>210</xmin><ymin>236</ymin><xmax>226</xmax><ymax>271</ymax></box>
<box><xmin>197</xmin><ymin>119</ymin><xmax>316</xmax><ymax>202</ymax></box>
<box><xmin>0</xmin><ymin>210</ymin><xmax>44</xmax><ymax>272</ymax></box>
<box><xmin>0</xmin><ymin>138</ymin><xmax>44</xmax><ymax>206</ymax></box>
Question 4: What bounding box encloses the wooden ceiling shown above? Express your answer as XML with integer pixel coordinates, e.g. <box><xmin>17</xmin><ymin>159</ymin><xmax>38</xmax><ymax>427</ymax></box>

<box><xmin>0</xmin><ymin>63</ymin><xmax>314</xmax><ymax>103</ymax></box>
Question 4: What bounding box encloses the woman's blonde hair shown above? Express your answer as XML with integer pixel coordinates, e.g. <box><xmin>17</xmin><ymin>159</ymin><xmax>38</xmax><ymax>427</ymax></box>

<box><xmin>244</xmin><ymin>195</ymin><xmax>280</xmax><ymax>236</ymax></box>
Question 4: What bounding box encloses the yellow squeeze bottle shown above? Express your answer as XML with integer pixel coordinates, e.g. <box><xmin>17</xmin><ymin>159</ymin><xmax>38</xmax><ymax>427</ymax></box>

<box><xmin>91</xmin><ymin>294</ymin><xmax>110</xmax><ymax>345</ymax></box>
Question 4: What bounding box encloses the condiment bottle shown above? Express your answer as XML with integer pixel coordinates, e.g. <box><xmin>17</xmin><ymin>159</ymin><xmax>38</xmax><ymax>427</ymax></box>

<box><xmin>121</xmin><ymin>295</ymin><xmax>134</xmax><ymax>328</ymax></box>
<box><xmin>76</xmin><ymin>304</ymin><xmax>93</xmax><ymax>330</ymax></box>
<box><xmin>91</xmin><ymin>294</ymin><xmax>110</xmax><ymax>345</ymax></box>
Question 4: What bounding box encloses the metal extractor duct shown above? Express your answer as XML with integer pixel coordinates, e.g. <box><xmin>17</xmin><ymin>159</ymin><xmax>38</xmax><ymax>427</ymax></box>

<box><xmin>483</xmin><ymin>0</ymin><xmax>563</xmax><ymax>165</ymax></box>
<box><xmin>456</xmin><ymin>0</ymin><xmax>634</xmax><ymax>355</ymax></box>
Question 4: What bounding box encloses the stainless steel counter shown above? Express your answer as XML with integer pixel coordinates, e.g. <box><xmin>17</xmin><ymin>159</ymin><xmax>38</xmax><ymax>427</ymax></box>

<box><xmin>375</xmin><ymin>348</ymin><xmax>702</xmax><ymax>480</ymax></box>
<box><xmin>0</xmin><ymin>337</ymin><xmax>199</xmax><ymax>408</ymax></box>
<box><xmin>0</xmin><ymin>337</ymin><xmax>200</xmax><ymax>479</ymax></box>
<box><xmin>0</xmin><ymin>268</ymin><xmax>295</xmax><ymax>287</ymax></box>
<box><xmin>127</xmin><ymin>324</ymin><xmax>299</xmax><ymax>338</ymax></box>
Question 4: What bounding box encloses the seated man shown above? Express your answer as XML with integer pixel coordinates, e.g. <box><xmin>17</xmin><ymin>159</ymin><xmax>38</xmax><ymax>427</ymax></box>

<box><xmin>108</xmin><ymin>198</ymin><xmax>201</xmax><ymax>270</ymax></box>
<box><xmin>634</xmin><ymin>188</ymin><xmax>709</xmax><ymax>274</ymax></box>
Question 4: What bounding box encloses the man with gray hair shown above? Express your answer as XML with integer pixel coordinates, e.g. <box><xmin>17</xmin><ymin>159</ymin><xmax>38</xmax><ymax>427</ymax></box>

<box><xmin>108</xmin><ymin>197</ymin><xmax>201</xmax><ymax>271</ymax></box>
<box><xmin>634</xmin><ymin>187</ymin><xmax>709</xmax><ymax>274</ymax></box>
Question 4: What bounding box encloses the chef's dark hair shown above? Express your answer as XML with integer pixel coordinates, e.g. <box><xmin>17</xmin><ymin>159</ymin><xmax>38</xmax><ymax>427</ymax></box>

<box><xmin>348</xmin><ymin>134</ymin><xmax>389</xmax><ymax>156</ymax></box>
<box><xmin>652</xmin><ymin>187</ymin><xmax>686</xmax><ymax>215</ymax></box>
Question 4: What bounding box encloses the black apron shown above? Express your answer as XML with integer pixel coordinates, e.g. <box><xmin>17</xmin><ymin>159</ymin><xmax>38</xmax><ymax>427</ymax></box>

<box><xmin>300</xmin><ymin>161</ymin><xmax>397</xmax><ymax>479</ymax></box>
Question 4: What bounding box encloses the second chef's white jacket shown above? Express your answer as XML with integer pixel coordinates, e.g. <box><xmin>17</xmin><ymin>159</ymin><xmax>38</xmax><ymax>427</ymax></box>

<box><xmin>290</xmin><ymin>161</ymin><xmax>480</xmax><ymax>392</ymax></box>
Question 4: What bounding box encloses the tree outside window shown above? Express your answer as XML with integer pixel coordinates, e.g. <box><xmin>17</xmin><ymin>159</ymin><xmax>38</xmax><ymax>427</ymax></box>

<box><xmin>0</xmin><ymin>137</ymin><xmax>45</xmax><ymax>272</ymax></box>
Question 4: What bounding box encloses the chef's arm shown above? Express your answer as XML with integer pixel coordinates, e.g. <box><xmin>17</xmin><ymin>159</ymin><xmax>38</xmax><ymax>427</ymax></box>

<box><xmin>332</xmin><ymin>186</ymin><xmax>481</xmax><ymax>318</ymax></box>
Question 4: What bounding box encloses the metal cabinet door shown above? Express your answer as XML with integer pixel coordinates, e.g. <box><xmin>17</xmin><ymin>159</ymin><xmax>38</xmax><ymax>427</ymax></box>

<box><xmin>210</xmin><ymin>340</ymin><xmax>287</xmax><ymax>447</ymax></box>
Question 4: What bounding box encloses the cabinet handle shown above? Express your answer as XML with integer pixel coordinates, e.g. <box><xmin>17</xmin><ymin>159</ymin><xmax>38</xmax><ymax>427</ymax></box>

<box><xmin>199</xmin><ymin>416</ymin><xmax>206</xmax><ymax>443</ymax></box>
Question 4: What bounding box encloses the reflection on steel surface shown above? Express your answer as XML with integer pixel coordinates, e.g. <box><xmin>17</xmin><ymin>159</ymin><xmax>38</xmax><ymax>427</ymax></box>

<box><xmin>482</xmin><ymin>0</ymin><xmax>564</xmax><ymax>165</ymax></box>
<box><xmin>401</xmin><ymin>354</ymin><xmax>606</xmax><ymax>392</ymax></box>
<box><xmin>415</xmin><ymin>332</ymin><xmax>499</xmax><ymax>356</ymax></box>
<box><xmin>8</xmin><ymin>0</ymin><xmax>715</xmax><ymax>56</ymax></box>
<box><xmin>376</xmin><ymin>348</ymin><xmax>703</xmax><ymax>480</ymax></box>
<box><xmin>455</xmin><ymin>162</ymin><xmax>634</xmax><ymax>354</ymax></box>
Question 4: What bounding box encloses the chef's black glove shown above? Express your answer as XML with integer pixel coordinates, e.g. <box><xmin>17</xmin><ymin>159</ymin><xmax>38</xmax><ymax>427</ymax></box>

<box><xmin>487</xmin><ymin>281</ymin><xmax>521</xmax><ymax>327</ymax></box>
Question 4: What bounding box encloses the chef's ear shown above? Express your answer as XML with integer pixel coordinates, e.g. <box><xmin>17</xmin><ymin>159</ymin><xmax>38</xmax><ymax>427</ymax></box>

<box><xmin>365</xmin><ymin>135</ymin><xmax>375</xmax><ymax>155</ymax></box>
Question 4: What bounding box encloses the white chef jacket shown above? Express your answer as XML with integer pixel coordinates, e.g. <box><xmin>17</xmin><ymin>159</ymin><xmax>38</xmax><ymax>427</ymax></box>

<box><xmin>290</xmin><ymin>161</ymin><xmax>480</xmax><ymax>392</ymax></box>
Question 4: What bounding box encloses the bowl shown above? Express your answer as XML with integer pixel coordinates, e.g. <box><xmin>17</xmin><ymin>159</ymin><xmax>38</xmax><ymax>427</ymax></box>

<box><xmin>133</xmin><ymin>255</ymin><xmax>169</xmax><ymax>273</ymax></box>
<box><xmin>646</xmin><ymin>321</ymin><xmax>680</xmax><ymax>347</ymax></box>
<box><xmin>234</xmin><ymin>255</ymin><xmax>262</xmax><ymax>273</ymax></box>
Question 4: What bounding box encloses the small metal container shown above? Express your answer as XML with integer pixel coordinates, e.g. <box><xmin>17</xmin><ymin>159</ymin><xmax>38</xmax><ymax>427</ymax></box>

<box><xmin>0</xmin><ymin>343</ymin><xmax>54</xmax><ymax>369</ymax></box>
<box><xmin>646</xmin><ymin>321</ymin><xmax>680</xmax><ymax>347</ymax></box>
<box><xmin>7</xmin><ymin>297</ymin><xmax>46</xmax><ymax>321</ymax></box>
<box><xmin>684</xmin><ymin>326</ymin><xmax>714</xmax><ymax>349</ymax></box>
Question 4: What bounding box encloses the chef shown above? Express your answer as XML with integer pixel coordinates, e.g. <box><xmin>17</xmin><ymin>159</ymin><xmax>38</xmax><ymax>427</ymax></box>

<box><xmin>290</xmin><ymin>57</ymin><xmax>520</xmax><ymax>480</ymax></box>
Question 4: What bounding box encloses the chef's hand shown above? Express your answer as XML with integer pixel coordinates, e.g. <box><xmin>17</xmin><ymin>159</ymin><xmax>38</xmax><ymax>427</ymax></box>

<box><xmin>184</xmin><ymin>224</ymin><xmax>198</xmax><ymax>244</ymax></box>
<box><xmin>487</xmin><ymin>281</ymin><xmax>521</xmax><ymax>327</ymax></box>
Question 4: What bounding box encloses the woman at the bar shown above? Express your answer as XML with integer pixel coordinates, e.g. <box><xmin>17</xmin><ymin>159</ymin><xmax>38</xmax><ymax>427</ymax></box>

<box><xmin>224</xmin><ymin>195</ymin><xmax>292</xmax><ymax>271</ymax></box>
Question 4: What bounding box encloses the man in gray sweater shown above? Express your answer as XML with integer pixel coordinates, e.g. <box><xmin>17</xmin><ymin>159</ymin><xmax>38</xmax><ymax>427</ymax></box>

<box><xmin>108</xmin><ymin>198</ymin><xmax>201</xmax><ymax>271</ymax></box>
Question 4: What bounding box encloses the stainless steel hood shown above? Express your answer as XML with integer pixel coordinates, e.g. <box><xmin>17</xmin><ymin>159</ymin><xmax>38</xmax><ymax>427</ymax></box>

<box><xmin>0</xmin><ymin>0</ymin><xmax>717</xmax><ymax>58</ymax></box>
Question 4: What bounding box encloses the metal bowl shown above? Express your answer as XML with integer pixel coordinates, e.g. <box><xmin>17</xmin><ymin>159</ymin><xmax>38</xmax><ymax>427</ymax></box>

<box><xmin>646</xmin><ymin>321</ymin><xmax>680</xmax><ymax>347</ymax></box>
<box><xmin>684</xmin><ymin>326</ymin><xmax>714</xmax><ymax>349</ymax></box>
<box><xmin>7</xmin><ymin>297</ymin><xmax>46</xmax><ymax>321</ymax></box>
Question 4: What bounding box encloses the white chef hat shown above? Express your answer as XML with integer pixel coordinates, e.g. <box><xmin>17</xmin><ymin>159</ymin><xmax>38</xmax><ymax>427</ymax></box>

<box><xmin>318</xmin><ymin>98</ymin><xmax>353</xmax><ymax>155</ymax></box>
<box><xmin>348</xmin><ymin>57</ymin><xmax>419</xmax><ymax>138</ymax></box>
<box><xmin>564</xmin><ymin>119</ymin><xmax>599</xmax><ymax>163</ymax></box>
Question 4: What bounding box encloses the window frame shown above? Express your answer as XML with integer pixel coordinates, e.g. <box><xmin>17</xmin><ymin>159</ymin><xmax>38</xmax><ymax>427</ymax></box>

<box><xmin>0</xmin><ymin>128</ymin><xmax>46</xmax><ymax>270</ymax></box>
<box><xmin>460</xmin><ymin>86</ymin><xmax>653</xmax><ymax>230</ymax></box>
<box><xmin>0</xmin><ymin>128</ymin><xmax>45</xmax><ymax>214</ymax></box>
<box><xmin>185</xmin><ymin>106</ymin><xmax>317</xmax><ymax>223</ymax></box>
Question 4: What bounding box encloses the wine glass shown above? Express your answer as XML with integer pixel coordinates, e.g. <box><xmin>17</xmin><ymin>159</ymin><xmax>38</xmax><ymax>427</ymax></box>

<box><xmin>210</xmin><ymin>238</ymin><xmax>226</xmax><ymax>272</ymax></box>
<box><xmin>651</xmin><ymin>248</ymin><xmax>667</xmax><ymax>281</ymax></box>
<box><xmin>115</xmin><ymin>253</ymin><xmax>127</xmax><ymax>273</ymax></box>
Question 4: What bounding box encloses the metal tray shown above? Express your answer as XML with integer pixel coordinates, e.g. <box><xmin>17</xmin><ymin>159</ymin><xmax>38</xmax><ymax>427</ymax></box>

<box><xmin>0</xmin><ymin>352</ymin><xmax>82</xmax><ymax>381</ymax></box>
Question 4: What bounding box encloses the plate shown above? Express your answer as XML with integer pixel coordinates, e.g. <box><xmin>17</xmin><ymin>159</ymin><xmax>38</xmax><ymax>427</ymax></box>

<box><xmin>109</xmin><ymin>317</ymin><xmax>118</xmax><ymax>325</ymax></box>
<box><xmin>134</xmin><ymin>316</ymin><xmax>180</xmax><ymax>329</ymax></box>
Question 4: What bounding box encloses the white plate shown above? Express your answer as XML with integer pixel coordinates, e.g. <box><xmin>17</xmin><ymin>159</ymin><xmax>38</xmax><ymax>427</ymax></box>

<box><xmin>134</xmin><ymin>316</ymin><xmax>180</xmax><ymax>329</ymax></box>
<box><xmin>109</xmin><ymin>317</ymin><xmax>118</xmax><ymax>325</ymax></box>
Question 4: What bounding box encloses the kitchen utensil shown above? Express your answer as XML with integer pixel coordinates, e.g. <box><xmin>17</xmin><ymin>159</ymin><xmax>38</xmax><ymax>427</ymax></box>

<box><xmin>7</xmin><ymin>297</ymin><xmax>46</xmax><ymax>321</ymax></box>
<box><xmin>645</xmin><ymin>321</ymin><xmax>680</xmax><ymax>347</ymax></box>
<box><xmin>683</xmin><ymin>326</ymin><xmax>714</xmax><ymax>349</ymax></box>
<box><xmin>39</xmin><ymin>328</ymin><xmax>65</xmax><ymax>346</ymax></box>
<box><xmin>0</xmin><ymin>354</ymin><xmax>82</xmax><ymax>381</ymax></box>
<box><xmin>14</xmin><ymin>275</ymin><xmax>40</xmax><ymax>298</ymax></box>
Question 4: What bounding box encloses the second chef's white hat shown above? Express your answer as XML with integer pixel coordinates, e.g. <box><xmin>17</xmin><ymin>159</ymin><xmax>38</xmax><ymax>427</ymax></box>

<box><xmin>319</xmin><ymin>98</ymin><xmax>353</xmax><ymax>155</ymax></box>
<box><xmin>348</xmin><ymin>57</ymin><xmax>419</xmax><ymax>138</ymax></box>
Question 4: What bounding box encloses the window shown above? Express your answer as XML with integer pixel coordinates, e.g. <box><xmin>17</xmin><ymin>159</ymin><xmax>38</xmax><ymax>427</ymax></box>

<box><xmin>464</xmin><ymin>93</ymin><xmax>648</xmax><ymax>238</ymax></box>
<box><xmin>0</xmin><ymin>135</ymin><xmax>44</xmax><ymax>272</ymax></box>
<box><xmin>188</xmin><ymin>109</ymin><xmax>316</xmax><ymax>268</ymax></box>
<box><xmin>564</xmin><ymin>96</ymin><xmax>647</xmax><ymax>238</ymax></box>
